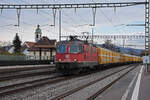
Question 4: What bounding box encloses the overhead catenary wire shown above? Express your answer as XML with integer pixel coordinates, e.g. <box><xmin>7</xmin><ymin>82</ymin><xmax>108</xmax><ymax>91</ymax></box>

<box><xmin>51</xmin><ymin>0</ymin><xmax>88</xmax><ymax>35</ymax></box>
<box><xmin>0</xmin><ymin>1</ymin><xmax>33</xmax><ymax>26</ymax></box>
<box><xmin>4</xmin><ymin>0</ymin><xmax>78</xmax><ymax>37</ymax></box>
<box><xmin>0</xmin><ymin>0</ymin><xmax>146</xmax><ymax>41</ymax></box>
<box><xmin>91</xmin><ymin>0</ymin><xmax>115</xmax><ymax>26</ymax></box>
<box><xmin>52</xmin><ymin>0</ymin><xmax>93</xmax><ymax>25</ymax></box>
<box><xmin>24</xmin><ymin>0</ymin><xmax>80</xmax><ymax>33</ymax></box>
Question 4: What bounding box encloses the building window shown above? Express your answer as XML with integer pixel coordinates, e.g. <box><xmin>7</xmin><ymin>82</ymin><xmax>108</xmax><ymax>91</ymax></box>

<box><xmin>44</xmin><ymin>51</ymin><xmax>46</xmax><ymax>55</ymax></box>
<box><xmin>34</xmin><ymin>51</ymin><xmax>36</xmax><ymax>56</ymax></box>
<box><xmin>57</xmin><ymin>44</ymin><xmax>66</xmax><ymax>53</ymax></box>
<box><xmin>69</xmin><ymin>44</ymin><xmax>82</xmax><ymax>53</ymax></box>
<box><xmin>36</xmin><ymin>34</ymin><xmax>38</xmax><ymax>38</ymax></box>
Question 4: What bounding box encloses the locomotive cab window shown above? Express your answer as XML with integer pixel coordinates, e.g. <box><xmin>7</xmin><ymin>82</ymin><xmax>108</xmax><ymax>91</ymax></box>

<box><xmin>86</xmin><ymin>46</ymin><xmax>89</xmax><ymax>53</ymax></box>
<box><xmin>91</xmin><ymin>47</ymin><xmax>93</xmax><ymax>55</ymax></box>
<box><xmin>69</xmin><ymin>44</ymin><xmax>82</xmax><ymax>53</ymax></box>
<box><xmin>57</xmin><ymin>44</ymin><xmax>66</xmax><ymax>53</ymax></box>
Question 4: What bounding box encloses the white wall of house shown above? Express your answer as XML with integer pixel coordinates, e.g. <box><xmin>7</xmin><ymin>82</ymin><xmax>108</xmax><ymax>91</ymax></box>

<box><xmin>8</xmin><ymin>47</ymin><xmax>14</xmax><ymax>53</ymax></box>
<box><xmin>23</xmin><ymin>49</ymin><xmax>29</xmax><ymax>55</ymax></box>
<box><xmin>27</xmin><ymin>50</ymin><xmax>56</xmax><ymax>60</ymax></box>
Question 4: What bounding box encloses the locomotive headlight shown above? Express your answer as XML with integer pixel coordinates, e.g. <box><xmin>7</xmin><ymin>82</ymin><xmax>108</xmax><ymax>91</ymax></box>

<box><xmin>74</xmin><ymin>58</ymin><xmax>77</xmax><ymax>62</ymax></box>
<box><xmin>58</xmin><ymin>59</ymin><xmax>61</xmax><ymax>62</ymax></box>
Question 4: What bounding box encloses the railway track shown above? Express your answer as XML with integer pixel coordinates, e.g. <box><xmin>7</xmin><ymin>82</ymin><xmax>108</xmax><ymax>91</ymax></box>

<box><xmin>0</xmin><ymin>70</ymin><xmax>100</xmax><ymax>97</ymax></box>
<box><xmin>87</xmin><ymin>66</ymin><xmax>136</xmax><ymax>100</ymax></box>
<box><xmin>0</xmin><ymin>69</ymin><xmax>55</xmax><ymax>81</ymax></box>
<box><xmin>0</xmin><ymin>64</ymin><xmax>55</xmax><ymax>73</ymax></box>
<box><xmin>51</xmin><ymin>64</ymin><xmax>137</xmax><ymax>100</ymax></box>
<box><xmin>0</xmin><ymin>64</ymin><xmax>55</xmax><ymax>82</ymax></box>
<box><xmin>0</xmin><ymin>63</ymin><xmax>105</xmax><ymax>97</ymax></box>
<box><xmin>0</xmin><ymin>64</ymin><xmax>137</xmax><ymax>99</ymax></box>
<box><xmin>0</xmin><ymin>74</ymin><xmax>63</xmax><ymax>96</ymax></box>
<box><xmin>0</xmin><ymin>65</ymin><xmax>57</xmax><ymax>97</ymax></box>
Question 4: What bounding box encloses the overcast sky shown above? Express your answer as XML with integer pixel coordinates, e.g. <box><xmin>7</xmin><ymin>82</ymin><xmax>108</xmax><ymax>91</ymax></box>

<box><xmin>0</xmin><ymin>0</ymin><xmax>146</xmax><ymax>49</ymax></box>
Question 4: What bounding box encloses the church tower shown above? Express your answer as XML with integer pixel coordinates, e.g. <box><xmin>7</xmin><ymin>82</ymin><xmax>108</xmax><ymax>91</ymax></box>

<box><xmin>35</xmin><ymin>25</ymin><xmax>42</xmax><ymax>42</ymax></box>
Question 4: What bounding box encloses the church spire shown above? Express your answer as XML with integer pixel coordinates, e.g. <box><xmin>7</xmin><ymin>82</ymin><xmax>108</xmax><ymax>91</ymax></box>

<box><xmin>35</xmin><ymin>24</ymin><xmax>42</xmax><ymax>42</ymax></box>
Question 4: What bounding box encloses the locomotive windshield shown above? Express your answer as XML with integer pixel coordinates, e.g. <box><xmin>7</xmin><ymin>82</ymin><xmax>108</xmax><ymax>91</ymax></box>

<box><xmin>69</xmin><ymin>44</ymin><xmax>82</xmax><ymax>53</ymax></box>
<box><xmin>57</xmin><ymin>44</ymin><xmax>66</xmax><ymax>53</ymax></box>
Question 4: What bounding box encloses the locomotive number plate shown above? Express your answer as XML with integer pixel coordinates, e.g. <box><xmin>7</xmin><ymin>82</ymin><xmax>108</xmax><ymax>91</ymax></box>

<box><xmin>64</xmin><ymin>59</ymin><xmax>71</xmax><ymax>61</ymax></box>
<box><xmin>65</xmin><ymin>54</ymin><xmax>70</xmax><ymax>59</ymax></box>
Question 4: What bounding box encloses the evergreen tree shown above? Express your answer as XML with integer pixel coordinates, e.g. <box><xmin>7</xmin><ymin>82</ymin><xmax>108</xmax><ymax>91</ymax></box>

<box><xmin>13</xmin><ymin>33</ymin><xmax>22</xmax><ymax>53</ymax></box>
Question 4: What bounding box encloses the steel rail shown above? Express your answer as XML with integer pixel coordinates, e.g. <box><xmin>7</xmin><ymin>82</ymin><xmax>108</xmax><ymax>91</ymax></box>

<box><xmin>0</xmin><ymin>64</ymin><xmax>137</xmax><ymax>97</ymax></box>
<box><xmin>87</xmin><ymin>66</ymin><xmax>136</xmax><ymax>100</ymax></box>
<box><xmin>0</xmin><ymin>70</ymin><xmax>55</xmax><ymax>81</ymax></box>
<box><xmin>0</xmin><ymin>69</ymin><xmax>102</xmax><ymax>96</ymax></box>
<box><xmin>0</xmin><ymin>75</ymin><xmax>62</xmax><ymax>96</ymax></box>
<box><xmin>0</xmin><ymin>65</ymin><xmax>54</xmax><ymax>74</ymax></box>
<box><xmin>50</xmin><ymin>64</ymin><xmax>136</xmax><ymax>100</ymax></box>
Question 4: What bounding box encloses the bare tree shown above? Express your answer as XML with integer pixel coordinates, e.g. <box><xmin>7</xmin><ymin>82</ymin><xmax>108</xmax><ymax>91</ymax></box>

<box><xmin>102</xmin><ymin>39</ymin><xmax>120</xmax><ymax>52</ymax></box>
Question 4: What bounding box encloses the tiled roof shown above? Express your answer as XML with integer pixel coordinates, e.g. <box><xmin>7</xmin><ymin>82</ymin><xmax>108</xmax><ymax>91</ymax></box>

<box><xmin>21</xmin><ymin>41</ymin><xmax>35</xmax><ymax>52</ymax></box>
<box><xmin>25</xmin><ymin>41</ymin><xmax>35</xmax><ymax>48</ymax></box>
<box><xmin>35</xmin><ymin>36</ymin><xmax>56</xmax><ymax>46</ymax></box>
<box><xmin>28</xmin><ymin>36</ymin><xmax>56</xmax><ymax>51</ymax></box>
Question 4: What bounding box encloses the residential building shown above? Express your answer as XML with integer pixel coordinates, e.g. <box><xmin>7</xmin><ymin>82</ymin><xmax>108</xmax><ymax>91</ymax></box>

<box><xmin>28</xmin><ymin>36</ymin><xmax>56</xmax><ymax>60</ymax></box>
<box><xmin>22</xmin><ymin>41</ymin><xmax>35</xmax><ymax>55</ymax></box>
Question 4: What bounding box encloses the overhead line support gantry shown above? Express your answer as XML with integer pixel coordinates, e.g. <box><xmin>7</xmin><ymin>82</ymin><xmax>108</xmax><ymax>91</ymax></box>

<box><xmin>0</xmin><ymin>1</ymin><xmax>149</xmax><ymax>54</ymax></box>
<box><xmin>0</xmin><ymin>2</ymin><xmax>146</xmax><ymax>9</ymax></box>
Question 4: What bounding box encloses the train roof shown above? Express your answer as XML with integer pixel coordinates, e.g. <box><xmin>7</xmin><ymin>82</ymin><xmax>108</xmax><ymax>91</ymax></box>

<box><xmin>123</xmin><ymin>53</ymin><xmax>141</xmax><ymax>57</ymax></box>
<box><xmin>96</xmin><ymin>45</ymin><xmax>117</xmax><ymax>53</ymax></box>
<box><xmin>96</xmin><ymin>45</ymin><xmax>141</xmax><ymax>57</ymax></box>
<box><xmin>57</xmin><ymin>39</ymin><xmax>97</xmax><ymax>47</ymax></box>
<box><xmin>57</xmin><ymin>39</ymin><xmax>84</xmax><ymax>44</ymax></box>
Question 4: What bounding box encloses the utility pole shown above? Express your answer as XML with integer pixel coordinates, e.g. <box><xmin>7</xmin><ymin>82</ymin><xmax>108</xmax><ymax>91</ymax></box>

<box><xmin>59</xmin><ymin>9</ymin><xmax>61</xmax><ymax>41</ymax></box>
<box><xmin>145</xmin><ymin>0</ymin><xmax>149</xmax><ymax>54</ymax></box>
<box><xmin>145</xmin><ymin>0</ymin><xmax>150</xmax><ymax>72</ymax></box>
<box><xmin>92</xmin><ymin>28</ymin><xmax>94</xmax><ymax>44</ymax></box>
<box><xmin>123</xmin><ymin>39</ymin><xmax>125</xmax><ymax>48</ymax></box>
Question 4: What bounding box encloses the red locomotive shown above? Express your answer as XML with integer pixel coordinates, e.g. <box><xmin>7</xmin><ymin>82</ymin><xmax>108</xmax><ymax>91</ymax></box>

<box><xmin>56</xmin><ymin>36</ymin><xmax>143</xmax><ymax>75</ymax></box>
<box><xmin>55</xmin><ymin>36</ymin><xmax>98</xmax><ymax>75</ymax></box>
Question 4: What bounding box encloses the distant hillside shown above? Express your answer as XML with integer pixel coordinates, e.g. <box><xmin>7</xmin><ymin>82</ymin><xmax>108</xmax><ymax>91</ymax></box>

<box><xmin>96</xmin><ymin>44</ymin><xmax>144</xmax><ymax>56</ymax></box>
<box><xmin>119</xmin><ymin>46</ymin><xmax>144</xmax><ymax>56</ymax></box>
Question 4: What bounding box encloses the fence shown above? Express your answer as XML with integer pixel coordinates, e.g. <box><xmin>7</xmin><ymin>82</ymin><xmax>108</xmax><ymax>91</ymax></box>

<box><xmin>26</xmin><ymin>56</ymin><xmax>55</xmax><ymax>61</ymax></box>
<box><xmin>0</xmin><ymin>55</ymin><xmax>55</xmax><ymax>66</ymax></box>
<box><xmin>0</xmin><ymin>55</ymin><xmax>55</xmax><ymax>61</ymax></box>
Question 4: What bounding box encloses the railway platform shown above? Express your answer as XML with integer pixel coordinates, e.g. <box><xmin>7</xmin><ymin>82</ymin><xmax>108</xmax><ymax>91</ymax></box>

<box><xmin>0</xmin><ymin>64</ymin><xmax>55</xmax><ymax>73</ymax></box>
<box><xmin>94</xmin><ymin>65</ymin><xmax>149</xmax><ymax>100</ymax></box>
<box><xmin>138</xmin><ymin>67</ymin><xmax>150</xmax><ymax>100</ymax></box>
